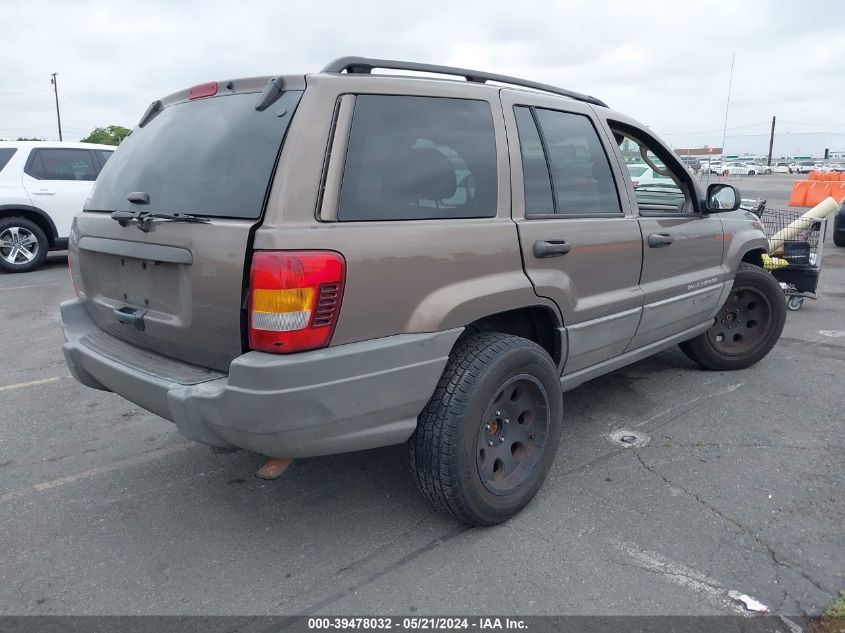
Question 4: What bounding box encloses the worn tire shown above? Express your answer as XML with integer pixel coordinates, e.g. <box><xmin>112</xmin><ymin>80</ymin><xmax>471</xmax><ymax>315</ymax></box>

<box><xmin>0</xmin><ymin>217</ymin><xmax>48</xmax><ymax>273</ymax></box>
<box><xmin>408</xmin><ymin>333</ymin><xmax>563</xmax><ymax>526</ymax></box>
<box><xmin>834</xmin><ymin>230</ymin><xmax>845</xmax><ymax>247</ymax></box>
<box><xmin>679</xmin><ymin>263</ymin><xmax>786</xmax><ymax>371</ymax></box>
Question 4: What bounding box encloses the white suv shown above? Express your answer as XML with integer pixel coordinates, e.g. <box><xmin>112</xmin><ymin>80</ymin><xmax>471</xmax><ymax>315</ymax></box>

<box><xmin>0</xmin><ymin>141</ymin><xmax>114</xmax><ymax>272</ymax></box>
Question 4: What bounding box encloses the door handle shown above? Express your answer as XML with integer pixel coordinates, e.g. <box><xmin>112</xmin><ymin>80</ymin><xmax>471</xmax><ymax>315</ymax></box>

<box><xmin>32</xmin><ymin>190</ymin><xmax>56</xmax><ymax>195</ymax></box>
<box><xmin>533</xmin><ymin>240</ymin><xmax>571</xmax><ymax>258</ymax></box>
<box><xmin>647</xmin><ymin>233</ymin><xmax>674</xmax><ymax>248</ymax></box>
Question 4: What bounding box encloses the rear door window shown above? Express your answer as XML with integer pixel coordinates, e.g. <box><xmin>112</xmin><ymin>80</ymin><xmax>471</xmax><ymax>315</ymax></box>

<box><xmin>514</xmin><ymin>106</ymin><xmax>621</xmax><ymax>216</ymax></box>
<box><xmin>337</xmin><ymin>95</ymin><xmax>498</xmax><ymax>221</ymax></box>
<box><xmin>513</xmin><ymin>107</ymin><xmax>554</xmax><ymax>215</ymax></box>
<box><xmin>25</xmin><ymin>148</ymin><xmax>98</xmax><ymax>181</ymax></box>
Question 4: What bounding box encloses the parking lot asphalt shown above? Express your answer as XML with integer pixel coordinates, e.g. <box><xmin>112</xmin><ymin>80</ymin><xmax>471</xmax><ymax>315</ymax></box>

<box><xmin>1</xmin><ymin>173</ymin><xmax>842</xmax><ymax>616</ymax></box>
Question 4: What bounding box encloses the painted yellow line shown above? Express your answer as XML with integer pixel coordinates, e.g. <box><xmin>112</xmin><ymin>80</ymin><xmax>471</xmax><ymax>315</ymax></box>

<box><xmin>0</xmin><ymin>375</ymin><xmax>70</xmax><ymax>392</ymax></box>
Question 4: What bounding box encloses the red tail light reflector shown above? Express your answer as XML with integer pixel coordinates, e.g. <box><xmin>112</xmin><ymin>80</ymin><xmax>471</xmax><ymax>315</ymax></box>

<box><xmin>248</xmin><ymin>251</ymin><xmax>345</xmax><ymax>353</ymax></box>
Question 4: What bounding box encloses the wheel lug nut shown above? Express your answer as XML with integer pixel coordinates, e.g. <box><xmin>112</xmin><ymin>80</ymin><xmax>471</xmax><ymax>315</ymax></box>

<box><xmin>530</xmin><ymin>434</ymin><xmax>535</xmax><ymax>440</ymax></box>
<box><xmin>488</xmin><ymin>440</ymin><xmax>494</xmax><ymax>447</ymax></box>
<box><xmin>504</xmin><ymin>418</ymin><xmax>509</xmax><ymax>424</ymax></box>
<box><xmin>485</xmin><ymin>423</ymin><xmax>491</xmax><ymax>430</ymax></box>
<box><xmin>499</xmin><ymin>437</ymin><xmax>505</xmax><ymax>443</ymax></box>
<box><xmin>495</xmin><ymin>410</ymin><xmax>501</xmax><ymax>416</ymax></box>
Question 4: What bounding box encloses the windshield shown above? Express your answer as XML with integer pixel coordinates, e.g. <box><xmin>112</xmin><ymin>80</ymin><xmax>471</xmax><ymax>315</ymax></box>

<box><xmin>86</xmin><ymin>91</ymin><xmax>303</xmax><ymax>218</ymax></box>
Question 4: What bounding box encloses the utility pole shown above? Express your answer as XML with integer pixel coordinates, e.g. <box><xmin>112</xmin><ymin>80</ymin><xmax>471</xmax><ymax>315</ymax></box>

<box><xmin>767</xmin><ymin>116</ymin><xmax>776</xmax><ymax>166</ymax></box>
<box><xmin>719</xmin><ymin>53</ymin><xmax>735</xmax><ymax>167</ymax></box>
<box><xmin>50</xmin><ymin>72</ymin><xmax>63</xmax><ymax>141</ymax></box>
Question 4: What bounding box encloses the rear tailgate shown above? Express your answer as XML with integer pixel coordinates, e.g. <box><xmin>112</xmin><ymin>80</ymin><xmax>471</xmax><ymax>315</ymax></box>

<box><xmin>70</xmin><ymin>77</ymin><xmax>304</xmax><ymax>372</ymax></box>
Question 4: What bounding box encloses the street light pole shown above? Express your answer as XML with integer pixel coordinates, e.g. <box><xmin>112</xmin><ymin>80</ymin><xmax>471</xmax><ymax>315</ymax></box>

<box><xmin>50</xmin><ymin>72</ymin><xmax>63</xmax><ymax>141</ymax></box>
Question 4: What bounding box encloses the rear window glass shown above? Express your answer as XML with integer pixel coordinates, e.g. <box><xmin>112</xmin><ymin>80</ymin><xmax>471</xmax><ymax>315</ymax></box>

<box><xmin>338</xmin><ymin>95</ymin><xmax>497</xmax><ymax>221</ymax></box>
<box><xmin>26</xmin><ymin>148</ymin><xmax>97</xmax><ymax>181</ymax></box>
<box><xmin>0</xmin><ymin>148</ymin><xmax>16</xmax><ymax>173</ymax></box>
<box><xmin>86</xmin><ymin>91</ymin><xmax>303</xmax><ymax>218</ymax></box>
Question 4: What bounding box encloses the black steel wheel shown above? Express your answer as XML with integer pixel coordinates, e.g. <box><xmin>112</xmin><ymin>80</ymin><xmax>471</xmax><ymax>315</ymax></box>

<box><xmin>680</xmin><ymin>263</ymin><xmax>786</xmax><ymax>371</ymax></box>
<box><xmin>475</xmin><ymin>375</ymin><xmax>550</xmax><ymax>495</ymax></box>
<box><xmin>706</xmin><ymin>286</ymin><xmax>773</xmax><ymax>355</ymax></box>
<box><xmin>409</xmin><ymin>332</ymin><xmax>563</xmax><ymax>526</ymax></box>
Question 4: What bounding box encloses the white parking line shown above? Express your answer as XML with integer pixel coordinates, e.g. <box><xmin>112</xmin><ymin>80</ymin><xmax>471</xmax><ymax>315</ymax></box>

<box><xmin>0</xmin><ymin>442</ymin><xmax>194</xmax><ymax>503</ymax></box>
<box><xmin>0</xmin><ymin>281</ymin><xmax>62</xmax><ymax>291</ymax></box>
<box><xmin>0</xmin><ymin>375</ymin><xmax>70</xmax><ymax>392</ymax></box>
<box><xmin>612</xmin><ymin>540</ymin><xmax>757</xmax><ymax>615</ymax></box>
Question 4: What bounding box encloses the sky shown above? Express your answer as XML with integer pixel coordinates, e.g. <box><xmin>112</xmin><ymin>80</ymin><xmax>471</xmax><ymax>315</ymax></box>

<box><xmin>2</xmin><ymin>0</ymin><xmax>845</xmax><ymax>157</ymax></box>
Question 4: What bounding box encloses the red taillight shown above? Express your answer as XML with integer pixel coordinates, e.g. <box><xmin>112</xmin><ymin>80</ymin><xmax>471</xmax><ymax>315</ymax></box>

<box><xmin>189</xmin><ymin>81</ymin><xmax>218</xmax><ymax>100</ymax></box>
<box><xmin>248</xmin><ymin>251</ymin><xmax>345</xmax><ymax>354</ymax></box>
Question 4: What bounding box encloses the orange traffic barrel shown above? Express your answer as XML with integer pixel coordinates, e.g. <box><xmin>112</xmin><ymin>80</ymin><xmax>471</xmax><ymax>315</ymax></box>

<box><xmin>809</xmin><ymin>171</ymin><xmax>819</xmax><ymax>180</ymax></box>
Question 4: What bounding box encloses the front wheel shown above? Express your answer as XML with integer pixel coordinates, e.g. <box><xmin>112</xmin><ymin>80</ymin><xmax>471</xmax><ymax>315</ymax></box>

<box><xmin>679</xmin><ymin>263</ymin><xmax>786</xmax><ymax>371</ymax></box>
<box><xmin>409</xmin><ymin>333</ymin><xmax>563</xmax><ymax>526</ymax></box>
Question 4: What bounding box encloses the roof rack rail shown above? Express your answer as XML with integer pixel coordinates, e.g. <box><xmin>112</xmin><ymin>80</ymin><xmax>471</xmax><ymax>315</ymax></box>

<box><xmin>321</xmin><ymin>56</ymin><xmax>608</xmax><ymax>108</ymax></box>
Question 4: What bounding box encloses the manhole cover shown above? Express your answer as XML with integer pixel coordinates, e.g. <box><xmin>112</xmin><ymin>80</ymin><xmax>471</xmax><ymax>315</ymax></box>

<box><xmin>605</xmin><ymin>429</ymin><xmax>650</xmax><ymax>448</ymax></box>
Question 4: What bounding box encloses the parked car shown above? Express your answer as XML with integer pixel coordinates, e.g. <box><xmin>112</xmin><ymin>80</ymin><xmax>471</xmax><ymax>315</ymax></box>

<box><xmin>796</xmin><ymin>161</ymin><xmax>820</xmax><ymax>174</ymax></box>
<box><xmin>749</xmin><ymin>161</ymin><xmax>773</xmax><ymax>175</ymax></box>
<box><xmin>712</xmin><ymin>161</ymin><xmax>760</xmax><ymax>176</ymax></box>
<box><xmin>0</xmin><ymin>141</ymin><xmax>114</xmax><ymax>272</ymax></box>
<box><xmin>60</xmin><ymin>57</ymin><xmax>785</xmax><ymax>525</ymax></box>
<box><xmin>626</xmin><ymin>163</ymin><xmax>678</xmax><ymax>187</ymax></box>
<box><xmin>772</xmin><ymin>162</ymin><xmax>793</xmax><ymax>174</ymax></box>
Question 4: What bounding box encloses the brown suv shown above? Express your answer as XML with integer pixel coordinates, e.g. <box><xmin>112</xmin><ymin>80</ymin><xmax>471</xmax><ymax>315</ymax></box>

<box><xmin>61</xmin><ymin>57</ymin><xmax>785</xmax><ymax>525</ymax></box>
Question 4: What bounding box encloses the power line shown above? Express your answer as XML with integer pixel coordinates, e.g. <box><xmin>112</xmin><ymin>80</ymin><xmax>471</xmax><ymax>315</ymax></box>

<box><xmin>659</xmin><ymin>121</ymin><xmax>773</xmax><ymax>136</ymax></box>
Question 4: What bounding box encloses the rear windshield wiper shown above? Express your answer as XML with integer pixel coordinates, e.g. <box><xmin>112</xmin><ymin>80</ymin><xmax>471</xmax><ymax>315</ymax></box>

<box><xmin>110</xmin><ymin>210</ymin><xmax>211</xmax><ymax>232</ymax></box>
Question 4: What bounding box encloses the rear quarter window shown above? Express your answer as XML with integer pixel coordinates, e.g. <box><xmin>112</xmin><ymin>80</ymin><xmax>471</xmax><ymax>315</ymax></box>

<box><xmin>337</xmin><ymin>95</ymin><xmax>498</xmax><ymax>221</ymax></box>
<box><xmin>0</xmin><ymin>148</ymin><xmax>17</xmax><ymax>173</ymax></box>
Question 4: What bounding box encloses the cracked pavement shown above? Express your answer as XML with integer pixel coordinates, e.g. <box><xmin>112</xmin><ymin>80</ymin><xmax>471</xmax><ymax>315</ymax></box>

<box><xmin>0</xmin><ymin>177</ymin><xmax>842</xmax><ymax>615</ymax></box>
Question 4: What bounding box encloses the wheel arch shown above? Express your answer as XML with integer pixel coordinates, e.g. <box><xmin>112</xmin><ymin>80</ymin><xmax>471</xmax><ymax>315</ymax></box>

<box><xmin>461</xmin><ymin>305</ymin><xmax>564</xmax><ymax>370</ymax></box>
<box><xmin>0</xmin><ymin>205</ymin><xmax>59</xmax><ymax>247</ymax></box>
<box><xmin>739</xmin><ymin>247</ymin><xmax>767</xmax><ymax>269</ymax></box>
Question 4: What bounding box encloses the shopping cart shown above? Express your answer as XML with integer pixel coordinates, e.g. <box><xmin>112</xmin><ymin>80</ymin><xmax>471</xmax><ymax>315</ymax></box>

<box><xmin>742</xmin><ymin>200</ymin><xmax>827</xmax><ymax>311</ymax></box>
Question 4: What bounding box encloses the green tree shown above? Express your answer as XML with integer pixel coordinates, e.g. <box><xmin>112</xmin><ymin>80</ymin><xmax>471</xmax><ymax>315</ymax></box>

<box><xmin>80</xmin><ymin>125</ymin><xmax>131</xmax><ymax>146</ymax></box>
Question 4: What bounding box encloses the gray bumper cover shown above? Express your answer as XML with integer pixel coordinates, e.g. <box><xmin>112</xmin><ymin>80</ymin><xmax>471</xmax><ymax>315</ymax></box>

<box><xmin>60</xmin><ymin>299</ymin><xmax>462</xmax><ymax>458</ymax></box>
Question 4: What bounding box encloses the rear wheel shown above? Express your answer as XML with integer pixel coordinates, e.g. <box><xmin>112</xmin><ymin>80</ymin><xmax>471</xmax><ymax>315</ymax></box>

<box><xmin>409</xmin><ymin>333</ymin><xmax>563</xmax><ymax>526</ymax></box>
<box><xmin>0</xmin><ymin>217</ymin><xmax>48</xmax><ymax>273</ymax></box>
<box><xmin>679</xmin><ymin>263</ymin><xmax>786</xmax><ymax>371</ymax></box>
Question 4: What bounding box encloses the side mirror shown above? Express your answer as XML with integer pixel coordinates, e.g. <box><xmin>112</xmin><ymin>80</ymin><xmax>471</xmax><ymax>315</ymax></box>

<box><xmin>705</xmin><ymin>183</ymin><xmax>740</xmax><ymax>212</ymax></box>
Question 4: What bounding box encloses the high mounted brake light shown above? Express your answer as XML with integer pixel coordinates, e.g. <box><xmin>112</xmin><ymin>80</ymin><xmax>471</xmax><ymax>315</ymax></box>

<box><xmin>248</xmin><ymin>251</ymin><xmax>345</xmax><ymax>353</ymax></box>
<box><xmin>189</xmin><ymin>81</ymin><xmax>218</xmax><ymax>100</ymax></box>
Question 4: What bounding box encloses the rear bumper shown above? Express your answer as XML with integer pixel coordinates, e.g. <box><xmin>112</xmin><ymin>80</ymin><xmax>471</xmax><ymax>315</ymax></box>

<box><xmin>61</xmin><ymin>299</ymin><xmax>462</xmax><ymax>458</ymax></box>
